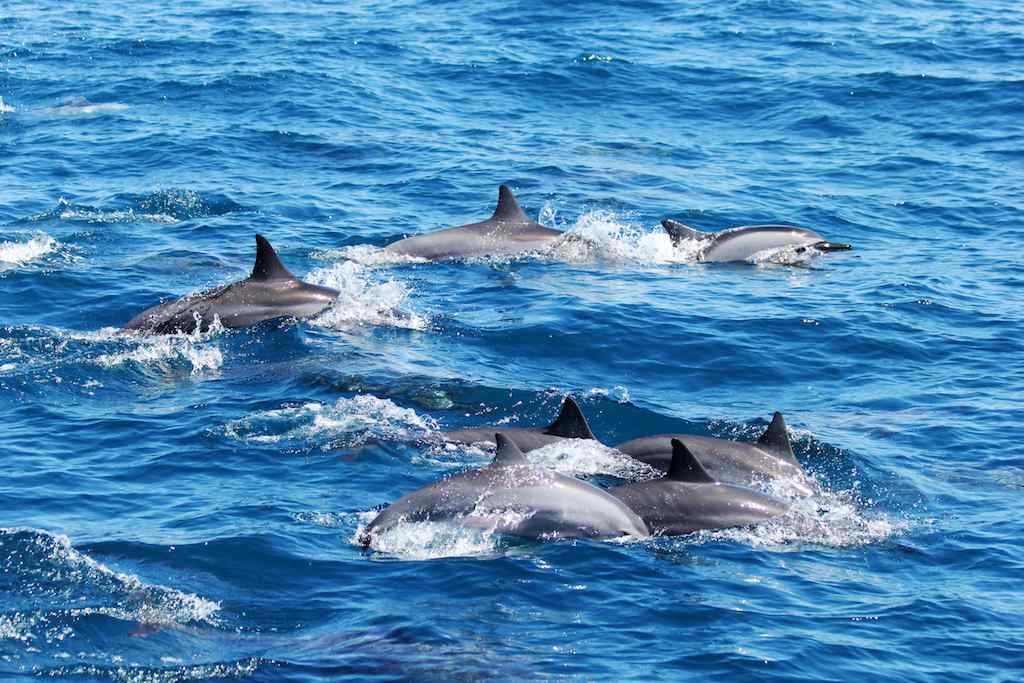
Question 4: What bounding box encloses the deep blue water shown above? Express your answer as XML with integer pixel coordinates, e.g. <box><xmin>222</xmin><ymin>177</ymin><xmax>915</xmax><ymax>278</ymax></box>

<box><xmin>2</xmin><ymin>0</ymin><xmax>1024</xmax><ymax>679</ymax></box>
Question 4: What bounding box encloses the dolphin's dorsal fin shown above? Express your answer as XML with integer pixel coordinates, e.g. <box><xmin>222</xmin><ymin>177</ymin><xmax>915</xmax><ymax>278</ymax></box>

<box><xmin>251</xmin><ymin>234</ymin><xmax>296</xmax><ymax>281</ymax></box>
<box><xmin>491</xmin><ymin>185</ymin><xmax>529</xmax><ymax>223</ymax></box>
<box><xmin>667</xmin><ymin>439</ymin><xmax>715</xmax><ymax>483</ymax></box>
<box><xmin>661</xmin><ymin>219</ymin><xmax>711</xmax><ymax>245</ymax></box>
<box><xmin>543</xmin><ymin>397</ymin><xmax>595</xmax><ymax>439</ymax></box>
<box><xmin>757</xmin><ymin>412</ymin><xmax>797</xmax><ymax>464</ymax></box>
<box><xmin>492</xmin><ymin>433</ymin><xmax>531</xmax><ymax>468</ymax></box>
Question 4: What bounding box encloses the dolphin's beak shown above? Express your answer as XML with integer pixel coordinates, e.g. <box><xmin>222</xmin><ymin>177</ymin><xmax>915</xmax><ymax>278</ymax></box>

<box><xmin>814</xmin><ymin>241</ymin><xmax>853</xmax><ymax>252</ymax></box>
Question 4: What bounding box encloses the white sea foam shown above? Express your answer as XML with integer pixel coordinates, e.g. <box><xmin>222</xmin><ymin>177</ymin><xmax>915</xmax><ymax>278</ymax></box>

<box><xmin>687</xmin><ymin>480</ymin><xmax>905</xmax><ymax>549</ymax></box>
<box><xmin>45</xmin><ymin>659</ymin><xmax>263</xmax><ymax>682</ymax></box>
<box><xmin>306</xmin><ymin>260</ymin><xmax>427</xmax><ymax>330</ymax></box>
<box><xmin>96</xmin><ymin>320</ymin><xmax>224</xmax><ymax>376</ymax></box>
<box><xmin>313</xmin><ymin>244</ymin><xmax>428</xmax><ymax>267</ymax></box>
<box><xmin>586</xmin><ymin>385</ymin><xmax>631</xmax><ymax>403</ymax></box>
<box><xmin>0</xmin><ymin>233</ymin><xmax>59</xmax><ymax>270</ymax></box>
<box><xmin>0</xmin><ymin>96</ymin><xmax>13</xmax><ymax>113</ymax></box>
<box><xmin>223</xmin><ymin>394</ymin><xmax>437</xmax><ymax>448</ymax></box>
<box><xmin>352</xmin><ymin>508</ymin><xmax>519</xmax><ymax>560</ymax></box>
<box><xmin>547</xmin><ymin>210</ymin><xmax>691</xmax><ymax>264</ymax></box>
<box><xmin>526</xmin><ymin>439</ymin><xmax>659</xmax><ymax>479</ymax></box>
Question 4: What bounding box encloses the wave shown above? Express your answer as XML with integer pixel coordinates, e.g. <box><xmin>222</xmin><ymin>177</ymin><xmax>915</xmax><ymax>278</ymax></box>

<box><xmin>26</xmin><ymin>189</ymin><xmax>247</xmax><ymax>225</ymax></box>
<box><xmin>0</xmin><ymin>527</ymin><xmax>219</xmax><ymax>648</ymax></box>
<box><xmin>0</xmin><ymin>233</ymin><xmax>59</xmax><ymax>271</ymax></box>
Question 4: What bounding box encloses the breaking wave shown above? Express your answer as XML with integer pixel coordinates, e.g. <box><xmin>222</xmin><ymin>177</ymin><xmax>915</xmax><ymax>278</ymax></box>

<box><xmin>26</xmin><ymin>189</ymin><xmax>246</xmax><ymax>225</ymax></box>
<box><xmin>0</xmin><ymin>527</ymin><xmax>220</xmax><ymax>647</ymax></box>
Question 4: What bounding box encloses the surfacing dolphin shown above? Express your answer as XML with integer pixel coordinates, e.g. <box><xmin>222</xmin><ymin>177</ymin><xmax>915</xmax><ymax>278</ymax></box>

<box><xmin>436</xmin><ymin>397</ymin><xmax>596</xmax><ymax>452</ymax></box>
<box><xmin>360</xmin><ymin>433</ymin><xmax>649</xmax><ymax>546</ymax></box>
<box><xmin>608</xmin><ymin>439</ymin><xmax>788</xmax><ymax>536</ymax></box>
<box><xmin>614</xmin><ymin>412</ymin><xmax>813</xmax><ymax>496</ymax></box>
<box><xmin>385</xmin><ymin>185</ymin><xmax>563</xmax><ymax>260</ymax></box>
<box><xmin>661</xmin><ymin>218</ymin><xmax>852</xmax><ymax>263</ymax></box>
<box><xmin>122</xmin><ymin>235</ymin><xmax>339</xmax><ymax>335</ymax></box>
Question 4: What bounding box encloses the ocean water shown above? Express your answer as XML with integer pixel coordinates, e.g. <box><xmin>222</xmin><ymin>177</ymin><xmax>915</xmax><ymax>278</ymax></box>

<box><xmin>2</xmin><ymin>0</ymin><xmax>1023</xmax><ymax>679</ymax></box>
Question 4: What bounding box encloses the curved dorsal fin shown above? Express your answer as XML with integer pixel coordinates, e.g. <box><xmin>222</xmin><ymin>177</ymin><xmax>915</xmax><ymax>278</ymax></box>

<box><xmin>667</xmin><ymin>439</ymin><xmax>714</xmax><ymax>483</ymax></box>
<box><xmin>543</xmin><ymin>397</ymin><xmax>595</xmax><ymax>439</ymax></box>
<box><xmin>491</xmin><ymin>185</ymin><xmax>529</xmax><ymax>222</ymax></box>
<box><xmin>661</xmin><ymin>219</ymin><xmax>711</xmax><ymax>245</ymax></box>
<box><xmin>757</xmin><ymin>412</ymin><xmax>797</xmax><ymax>464</ymax></box>
<box><xmin>251</xmin><ymin>234</ymin><xmax>295</xmax><ymax>281</ymax></box>
<box><xmin>492</xmin><ymin>433</ymin><xmax>531</xmax><ymax>468</ymax></box>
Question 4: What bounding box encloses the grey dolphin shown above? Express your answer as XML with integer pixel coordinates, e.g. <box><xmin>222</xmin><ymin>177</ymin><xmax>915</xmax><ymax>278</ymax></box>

<box><xmin>436</xmin><ymin>397</ymin><xmax>596</xmax><ymax>452</ymax></box>
<box><xmin>122</xmin><ymin>235</ymin><xmax>339</xmax><ymax>334</ymax></box>
<box><xmin>385</xmin><ymin>185</ymin><xmax>563</xmax><ymax>260</ymax></box>
<box><xmin>360</xmin><ymin>433</ymin><xmax>649</xmax><ymax>546</ymax></box>
<box><xmin>609</xmin><ymin>439</ymin><xmax>789</xmax><ymax>536</ymax></box>
<box><xmin>662</xmin><ymin>219</ymin><xmax>852</xmax><ymax>262</ymax></box>
<box><xmin>613</xmin><ymin>412</ymin><xmax>813</xmax><ymax>496</ymax></box>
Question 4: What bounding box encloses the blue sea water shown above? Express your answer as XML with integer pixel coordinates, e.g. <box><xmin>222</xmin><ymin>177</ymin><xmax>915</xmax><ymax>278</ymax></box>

<box><xmin>2</xmin><ymin>0</ymin><xmax>1023</xmax><ymax>679</ymax></box>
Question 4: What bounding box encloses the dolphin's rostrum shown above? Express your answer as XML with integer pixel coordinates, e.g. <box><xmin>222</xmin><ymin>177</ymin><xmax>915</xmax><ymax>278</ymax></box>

<box><xmin>122</xmin><ymin>235</ymin><xmax>339</xmax><ymax>334</ymax></box>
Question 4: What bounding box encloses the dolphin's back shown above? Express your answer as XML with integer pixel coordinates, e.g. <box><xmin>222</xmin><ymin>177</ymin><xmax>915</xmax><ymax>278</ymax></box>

<box><xmin>703</xmin><ymin>225</ymin><xmax>825</xmax><ymax>262</ymax></box>
<box><xmin>122</xmin><ymin>235</ymin><xmax>339</xmax><ymax>334</ymax></box>
<box><xmin>616</xmin><ymin>434</ymin><xmax>804</xmax><ymax>490</ymax></box>
<box><xmin>385</xmin><ymin>185</ymin><xmax>562</xmax><ymax>260</ymax></box>
<box><xmin>609</xmin><ymin>479</ymin><xmax>787</xmax><ymax>536</ymax></box>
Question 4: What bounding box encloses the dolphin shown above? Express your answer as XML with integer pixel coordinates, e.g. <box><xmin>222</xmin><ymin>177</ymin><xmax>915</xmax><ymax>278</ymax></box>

<box><xmin>360</xmin><ymin>433</ymin><xmax>649</xmax><ymax>546</ymax></box>
<box><xmin>436</xmin><ymin>397</ymin><xmax>596</xmax><ymax>452</ymax></box>
<box><xmin>613</xmin><ymin>412</ymin><xmax>813</xmax><ymax>496</ymax></box>
<box><xmin>122</xmin><ymin>235</ymin><xmax>339</xmax><ymax>334</ymax></box>
<box><xmin>661</xmin><ymin>219</ymin><xmax>852</xmax><ymax>263</ymax></box>
<box><xmin>385</xmin><ymin>185</ymin><xmax>563</xmax><ymax>260</ymax></box>
<box><xmin>608</xmin><ymin>439</ymin><xmax>789</xmax><ymax>536</ymax></box>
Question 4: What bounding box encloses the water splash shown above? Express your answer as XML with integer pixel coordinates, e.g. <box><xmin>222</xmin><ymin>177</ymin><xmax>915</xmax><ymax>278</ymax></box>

<box><xmin>96</xmin><ymin>321</ymin><xmax>225</xmax><ymax>376</ymax></box>
<box><xmin>313</xmin><ymin>244</ymin><xmax>428</xmax><ymax>267</ymax></box>
<box><xmin>698</xmin><ymin>489</ymin><xmax>903</xmax><ymax>549</ymax></box>
<box><xmin>0</xmin><ymin>323</ymin><xmax>224</xmax><ymax>383</ymax></box>
<box><xmin>526</xmin><ymin>439</ymin><xmax>659</xmax><ymax>479</ymax></box>
<box><xmin>222</xmin><ymin>394</ymin><xmax>437</xmax><ymax>449</ymax></box>
<box><xmin>307</xmin><ymin>260</ymin><xmax>427</xmax><ymax>330</ymax></box>
<box><xmin>0</xmin><ymin>233</ymin><xmax>59</xmax><ymax>271</ymax></box>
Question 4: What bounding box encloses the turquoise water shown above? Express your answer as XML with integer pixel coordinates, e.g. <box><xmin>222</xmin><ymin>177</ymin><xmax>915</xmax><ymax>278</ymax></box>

<box><xmin>2</xmin><ymin>0</ymin><xmax>1023</xmax><ymax>679</ymax></box>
